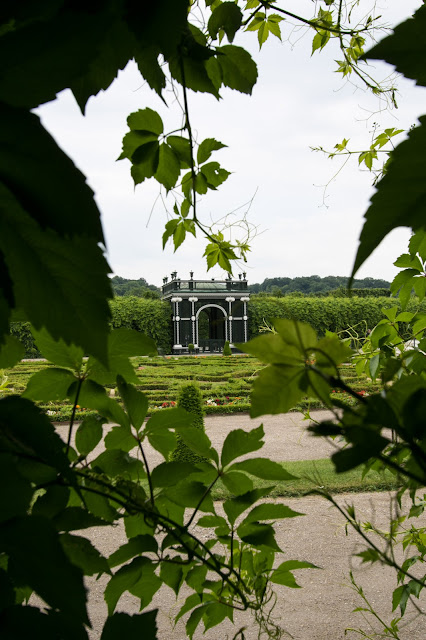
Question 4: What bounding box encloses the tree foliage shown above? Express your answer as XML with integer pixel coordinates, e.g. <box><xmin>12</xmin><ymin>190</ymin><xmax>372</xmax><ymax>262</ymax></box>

<box><xmin>1</xmin><ymin>1</ymin><xmax>426</xmax><ymax>639</ymax></box>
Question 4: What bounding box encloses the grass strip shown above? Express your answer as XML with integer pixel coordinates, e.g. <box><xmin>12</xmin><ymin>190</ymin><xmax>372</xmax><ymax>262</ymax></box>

<box><xmin>211</xmin><ymin>458</ymin><xmax>400</xmax><ymax>500</ymax></box>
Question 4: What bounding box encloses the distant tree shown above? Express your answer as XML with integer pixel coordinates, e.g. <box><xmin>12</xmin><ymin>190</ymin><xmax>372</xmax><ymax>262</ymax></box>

<box><xmin>110</xmin><ymin>276</ymin><xmax>161</xmax><ymax>297</ymax></box>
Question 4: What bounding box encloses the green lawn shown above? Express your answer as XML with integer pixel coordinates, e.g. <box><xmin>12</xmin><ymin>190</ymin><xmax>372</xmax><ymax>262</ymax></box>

<box><xmin>212</xmin><ymin>458</ymin><xmax>400</xmax><ymax>499</ymax></box>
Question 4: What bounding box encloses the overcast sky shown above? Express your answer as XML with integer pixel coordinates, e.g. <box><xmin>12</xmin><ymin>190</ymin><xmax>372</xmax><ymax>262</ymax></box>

<box><xmin>36</xmin><ymin>0</ymin><xmax>426</xmax><ymax>287</ymax></box>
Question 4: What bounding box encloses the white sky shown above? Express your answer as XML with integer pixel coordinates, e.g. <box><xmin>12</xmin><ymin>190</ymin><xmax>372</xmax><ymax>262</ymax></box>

<box><xmin>35</xmin><ymin>0</ymin><xmax>426</xmax><ymax>287</ymax></box>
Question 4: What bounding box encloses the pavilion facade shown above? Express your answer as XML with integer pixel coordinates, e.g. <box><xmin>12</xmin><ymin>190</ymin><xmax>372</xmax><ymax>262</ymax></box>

<box><xmin>161</xmin><ymin>272</ymin><xmax>251</xmax><ymax>353</ymax></box>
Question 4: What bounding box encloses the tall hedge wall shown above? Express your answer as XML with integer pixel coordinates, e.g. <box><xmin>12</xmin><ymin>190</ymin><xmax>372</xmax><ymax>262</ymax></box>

<box><xmin>109</xmin><ymin>297</ymin><xmax>172</xmax><ymax>353</ymax></box>
<box><xmin>9</xmin><ymin>296</ymin><xmax>426</xmax><ymax>359</ymax></box>
<box><xmin>247</xmin><ymin>296</ymin><xmax>426</xmax><ymax>339</ymax></box>
<box><xmin>11</xmin><ymin>298</ymin><xmax>172</xmax><ymax>358</ymax></box>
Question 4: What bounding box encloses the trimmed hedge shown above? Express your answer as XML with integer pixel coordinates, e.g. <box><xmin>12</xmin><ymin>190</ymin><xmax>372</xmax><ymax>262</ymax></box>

<box><xmin>248</xmin><ymin>296</ymin><xmax>426</xmax><ymax>338</ymax></box>
<box><xmin>10</xmin><ymin>295</ymin><xmax>426</xmax><ymax>359</ymax></box>
<box><xmin>109</xmin><ymin>297</ymin><xmax>172</xmax><ymax>354</ymax></box>
<box><xmin>171</xmin><ymin>383</ymin><xmax>207</xmax><ymax>464</ymax></box>
<box><xmin>10</xmin><ymin>322</ymin><xmax>42</xmax><ymax>358</ymax></box>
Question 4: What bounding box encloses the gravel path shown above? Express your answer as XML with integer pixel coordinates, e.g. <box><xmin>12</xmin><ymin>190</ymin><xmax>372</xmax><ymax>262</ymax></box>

<box><xmin>53</xmin><ymin>411</ymin><xmax>425</xmax><ymax>639</ymax></box>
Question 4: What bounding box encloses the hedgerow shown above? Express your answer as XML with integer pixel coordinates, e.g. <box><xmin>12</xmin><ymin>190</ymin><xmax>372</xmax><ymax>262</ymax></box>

<box><xmin>248</xmin><ymin>296</ymin><xmax>426</xmax><ymax>338</ymax></box>
<box><xmin>109</xmin><ymin>296</ymin><xmax>172</xmax><ymax>353</ymax></box>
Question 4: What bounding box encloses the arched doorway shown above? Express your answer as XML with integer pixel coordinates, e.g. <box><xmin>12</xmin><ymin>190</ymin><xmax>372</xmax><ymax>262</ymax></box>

<box><xmin>196</xmin><ymin>304</ymin><xmax>227</xmax><ymax>352</ymax></box>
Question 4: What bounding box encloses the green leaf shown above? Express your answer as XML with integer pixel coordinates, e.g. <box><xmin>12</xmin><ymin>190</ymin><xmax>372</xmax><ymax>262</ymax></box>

<box><xmin>352</xmin><ymin>117</ymin><xmax>426</xmax><ymax>279</ymax></box>
<box><xmin>104</xmin><ymin>557</ymin><xmax>161</xmax><ymax>615</ymax></box>
<box><xmin>208</xmin><ymin>2</ymin><xmax>242</xmax><ymax>42</ymax></box>
<box><xmin>217</xmin><ymin>45</ymin><xmax>258</xmax><ymax>94</ymax></box>
<box><xmin>0</xmin><ymin>335</ymin><xmax>24</xmax><ymax>368</ymax></box>
<box><xmin>229</xmin><ymin>458</ymin><xmax>297</xmax><ymax>480</ymax></box>
<box><xmin>0</xmin><ymin>183</ymin><xmax>111</xmax><ymax>364</ymax></box>
<box><xmin>88</xmin><ymin>328</ymin><xmax>157</xmax><ymax>385</ymax></box>
<box><xmin>168</xmin><ymin>30</ymin><xmax>219</xmax><ymax>98</ymax></box>
<box><xmin>392</xmin><ymin>584</ymin><xmax>410</xmax><ymax>616</ymax></box>
<box><xmin>145</xmin><ymin>408</ymin><xmax>194</xmax><ymax>459</ymax></box>
<box><xmin>167</xmin><ymin>136</ymin><xmax>192</xmax><ymax>167</ymax></box>
<box><xmin>257</xmin><ymin>22</ymin><xmax>269</xmax><ymax>48</ymax></box>
<box><xmin>194</xmin><ymin>172</ymin><xmax>208</xmax><ymax>194</ymax></box>
<box><xmin>186</xmin><ymin>605</ymin><xmax>206</xmax><ymax>639</ymax></box>
<box><xmin>221</xmin><ymin>425</ymin><xmax>264</xmax><ymax>467</ymax></box>
<box><xmin>0</xmin><ymin>453</ymin><xmax>33</xmax><ymax>524</ymax></box>
<box><xmin>91</xmin><ymin>449</ymin><xmax>146</xmax><ymax>480</ymax></box>
<box><xmin>118</xmin><ymin>130</ymin><xmax>159</xmax><ymax>161</ymax></box>
<box><xmin>0</xmin><ymin>396</ymin><xmax>71</xmax><ymax>475</ymax></box>
<box><xmin>369</xmin><ymin>353</ymin><xmax>380</xmax><ymax>380</ymax></box>
<box><xmin>131</xmin><ymin>141</ymin><xmax>160</xmax><ymax>185</ymax></box>
<box><xmin>101</xmin><ymin>611</ymin><xmax>158</xmax><ymax>640</ymax></box>
<box><xmin>0</xmin><ymin>606</ymin><xmax>89</xmax><ymax>640</ymax></box>
<box><xmin>249</xmin><ymin>364</ymin><xmax>306</xmax><ymax>418</ymax></box>
<box><xmin>331</xmin><ymin>431</ymin><xmax>389</xmax><ymax>472</ymax></box>
<box><xmin>82</xmin><ymin>486</ymin><xmax>117</xmax><ymax>523</ymax></box>
<box><xmin>155</xmin><ymin>143</ymin><xmax>181</xmax><ymax>191</ymax></box>
<box><xmin>167</xmin><ymin>481</ymin><xmax>214</xmax><ymax>512</ymax></box>
<box><xmin>270</xmin><ymin>570</ymin><xmax>301</xmax><ymax>588</ymax></box>
<box><xmin>410</xmin><ymin>229</ymin><xmax>426</xmax><ymax>260</ymax></box>
<box><xmin>151</xmin><ymin>461</ymin><xmax>196</xmax><ymax>488</ymax></box>
<box><xmin>242</xmin><ymin>503</ymin><xmax>303</xmax><ymax>526</ymax></box>
<box><xmin>160</xmin><ymin>561</ymin><xmax>184</xmax><ymax>595</ymax></box>
<box><xmin>52</xmin><ymin>507</ymin><xmax>111</xmax><ymax>532</ymax></box>
<box><xmin>23</xmin><ymin>367</ymin><xmax>76</xmax><ymax>401</ymax></box>
<box><xmin>175</xmin><ymin>425</ymin><xmax>219</xmax><ymax>464</ymax></box>
<box><xmin>203</xmin><ymin>602</ymin><xmax>229</xmax><ymax>631</ymax></box>
<box><xmin>237</xmin><ymin>522</ymin><xmax>281</xmax><ymax>551</ymax></box>
<box><xmin>117</xmin><ymin>378</ymin><xmax>148</xmax><ymax>431</ymax></box>
<box><xmin>163</xmin><ymin>219</ymin><xmax>180</xmax><ymax>249</ymax></box>
<box><xmin>76</xmin><ymin>415</ymin><xmax>105</xmax><ymax>457</ymax></box>
<box><xmin>223</xmin><ymin>487</ymin><xmax>274</xmax><ymax>525</ymax></box>
<box><xmin>197</xmin><ymin>138</ymin><xmax>227</xmax><ymax>165</ymax></box>
<box><xmin>221</xmin><ymin>471</ymin><xmax>253</xmax><ymax>495</ymax></box>
<box><xmin>31</xmin><ymin>327</ymin><xmax>84</xmax><ymax>370</ymax></box>
<box><xmin>173</xmin><ymin>222</ymin><xmax>186</xmax><ymax>251</ymax></box>
<box><xmin>60</xmin><ymin>533</ymin><xmax>110</xmax><ymax>576</ymax></box>
<box><xmin>365</xmin><ymin>5</ymin><xmax>426</xmax><ymax>87</ymax></box>
<box><xmin>69</xmin><ymin>379</ymin><xmax>129</xmax><ymax>427</ymax></box>
<box><xmin>394</xmin><ymin>253</ymin><xmax>423</xmax><ymax>271</ymax></box>
<box><xmin>274</xmin><ymin>318</ymin><xmax>317</xmax><ymax>350</ymax></box>
<box><xmin>109</xmin><ymin>535</ymin><xmax>158</xmax><ymax>569</ymax></box>
<box><xmin>197</xmin><ymin>514</ymin><xmax>228</xmax><ymax>528</ymax></box>
<box><xmin>32</xmin><ymin>485</ymin><xmax>70</xmax><ymax>519</ymax></box>
<box><xmin>104</xmin><ymin>425</ymin><xmax>136</xmax><ymax>453</ymax></box>
<box><xmin>0</xmin><ymin>515</ymin><xmax>88</xmax><ymax>623</ymax></box>
<box><xmin>127</xmin><ymin>108</ymin><xmax>163</xmax><ymax>135</ymax></box>
<box><xmin>200</xmin><ymin>161</ymin><xmax>230</xmax><ymax>188</ymax></box>
<box><xmin>0</xmin><ymin>105</ymin><xmax>104</xmax><ymax>242</ymax></box>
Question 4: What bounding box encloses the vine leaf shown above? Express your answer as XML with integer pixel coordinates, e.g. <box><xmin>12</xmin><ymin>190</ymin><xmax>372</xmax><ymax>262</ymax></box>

<box><xmin>0</xmin><ymin>335</ymin><xmax>24</xmax><ymax>368</ymax></box>
<box><xmin>208</xmin><ymin>2</ymin><xmax>243</xmax><ymax>43</ymax></box>
<box><xmin>352</xmin><ymin>118</ymin><xmax>426</xmax><ymax>279</ymax></box>
<box><xmin>197</xmin><ymin>138</ymin><xmax>227</xmax><ymax>164</ymax></box>
<box><xmin>0</xmin><ymin>184</ymin><xmax>111</xmax><ymax>363</ymax></box>
<box><xmin>0</xmin><ymin>105</ymin><xmax>104</xmax><ymax>242</ymax></box>
<box><xmin>0</xmin><ymin>515</ymin><xmax>88</xmax><ymax>624</ymax></box>
<box><xmin>221</xmin><ymin>425</ymin><xmax>264</xmax><ymax>467</ymax></box>
<box><xmin>23</xmin><ymin>368</ymin><xmax>76</xmax><ymax>402</ymax></box>
<box><xmin>365</xmin><ymin>5</ymin><xmax>426</xmax><ymax>87</ymax></box>
<box><xmin>217</xmin><ymin>45</ymin><xmax>258</xmax><ymax>94</ymax></box>
<box><xmin>100</xmin><ymin>611</ymin><xmax>158</xmax><ymax>640</ymax></box>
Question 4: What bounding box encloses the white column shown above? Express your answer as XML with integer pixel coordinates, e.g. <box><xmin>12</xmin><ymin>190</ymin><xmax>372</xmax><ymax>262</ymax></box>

<box><xmin>171</xmin><ymin>297</ymin><xmax>183</xmax><ymax>346</ymax></box>
<box><xmin>241</xmin><ymin>297</ymin><xmax>250</xmax><ymax>343</ymax></box>
<box><xmin>225</xmin><ymin>297</ymin><xmax>235</xmax><ymax>344</ymax></box>
<box><xmin>189</xmin><ymin>297</ymin><xmax>198</xmax><ymax>345</ymax></box>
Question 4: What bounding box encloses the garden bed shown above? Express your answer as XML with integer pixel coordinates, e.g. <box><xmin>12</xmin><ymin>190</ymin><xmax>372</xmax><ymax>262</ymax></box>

<box><xmin>1</xmin><ymin>355</ymin><xmax>380</xmax><ymax>422</ymax></box>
